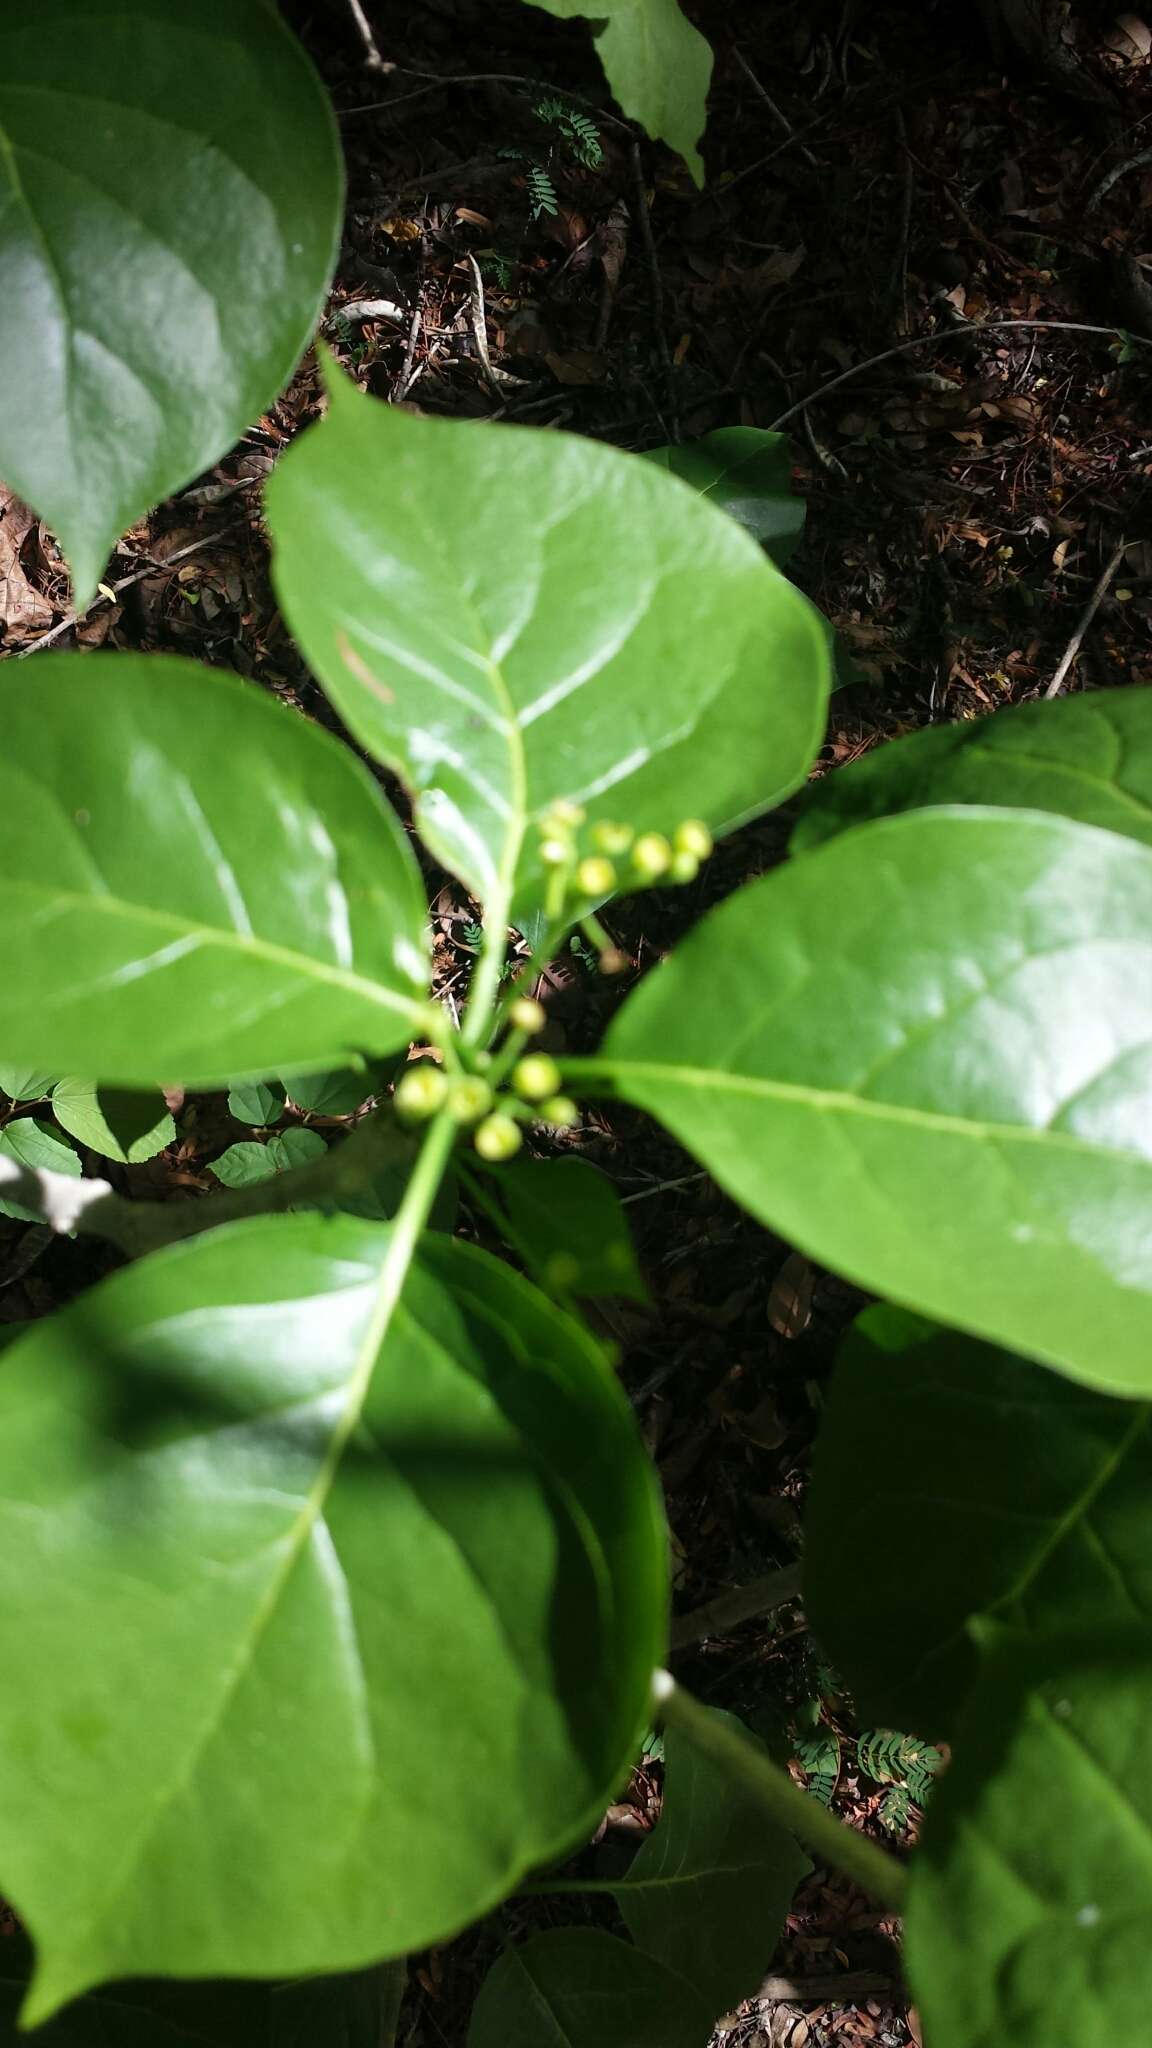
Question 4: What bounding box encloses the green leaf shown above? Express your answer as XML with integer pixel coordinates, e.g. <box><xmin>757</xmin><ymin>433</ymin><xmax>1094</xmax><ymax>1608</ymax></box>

<box><xmin>211</xmin><ymin>1128</ymin><xmax>326</xmax><ymax>1188</ymax></box>
<box><xmin>520</xmin><ymin>0</ymin><xmax>712</xmax><ymax>178</ymax></box>
<box><xmin>905</xmin><ymin>1631</ymin><xmax>1152</xmax><ymax>2048</ymax></box>
<box><xmin>51</xmin><ymin>1079</ymin><xmax>175</xmax><ymax>1164</ymax></box>
<box><xmin>266</xmin><ymin>365</ymin><xmax>828</xmax><ymax>924</ymax></box>
<box><xmin>0</xmin><ymin>1939</ymin><xmax>402</xmax><ymax>2047</ymax></box>
<box><xmin>616</xmin><ymin>1716</ymin><xmax>810</xmax><ymax>2013</ymax></box>
<box><xmin>0</xmin><ymin>1116</ymin><xmax>80</xmax><ymax>1222</ymax></box>
<box><xmin>480</xmin><ymin>1155</ymin><xmax>646</xmax><ymax>1301</ymax></box>
<box><xmin>0</xmin><ymin>1218</ymin><xmax>665</xmax><ymax>2020</ymax></box>
<box><xmin>469</xmin><ymin>1929</ymin><xmax>715</xmax><ymax>2048</ymax></box>
<box><xmin>227</xmin><ymin>1080</ymin><xmax>286</xmax><ymax>1128</ymax></box>
<box><xmin>282</xmin><ymin>1068</ymin><xmax>371</xmax><ymax>1117</ymax></box>
<box><xmin>0</xmin><ymin>1066</ymin><xmax>53</xmax><ymax>1103</ymax></box>
<box><xmin>0</xmin><ymin>0</ymin><xmax>342</xmax><ymax>605</ymax></box>
<box><xmin>0</xmin><ymin>654</ymin><xmax>429</xmax><ymax>1088</ymax></box>
<box><xmin>805</xmin><ymin>1306</ymin><xmax>1152</xmax><ymax>1735</ymax></box>
<box><xmin>644</xmin><ymin>430</ymin><xmax>804</xmax><ymax>565</ymax></box>
<box><xmin>595</xmin><ymin>807</ymin><xmax>1152</xmax><ymax>1395</ymax></box>
<box><xmin>793</xmin><ymin>687</ymin><xmax>1152</xmax><ymax>854</ymax></box>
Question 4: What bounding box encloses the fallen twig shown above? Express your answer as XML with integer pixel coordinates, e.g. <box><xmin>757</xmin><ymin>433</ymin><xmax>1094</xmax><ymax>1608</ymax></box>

<box><xmin>18</xmin><ymin>524</ymin><xmax>244</xmax><ymax>659</ymax></box>
<box><xmin>732</xmin><ymin>46</ymin><xmax>819</xmax><ymax>169</ymax></box>
<box><xmin>345</xmin><ymin>0</ymin><xmax>391</xmax><ymax>73</ymax></box>
<box><xmin>1044</xmin><ymin>537</ymin><xmax>1127</xmax><ymax>698</ymax></box>
<box><xmin>669</xmin><ymin>1562</ymin><xmax>803</xmax><ymax>1651</ymax></box>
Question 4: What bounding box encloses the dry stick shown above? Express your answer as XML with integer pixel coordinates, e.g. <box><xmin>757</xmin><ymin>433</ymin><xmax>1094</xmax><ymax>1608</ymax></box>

<box><xmin>1044</xmin><ymin>537</ymin><xmax>1128</xmax><ymax>699</ymax></box>
<box><xmin>345</xmin><ymin>0</ymin><xmax>391</xmax><ymax>73</ymax></box>
<box><xmin>630</xmin><ymin>139</ymin><xmax>677</xmax><ymax>436</ymax></box>
<box><xmin>669</xmin><ymin>1562</ymin><xmax>803</xmax><ymax>1652</ymax></box>
<box><xmin>343</xmin><ymin>68</ymin><xmax>634</xmax><ymax>136</ymax></box>
<box><xmin>765</xmin><ymin>318</ymin><xmax>1151</xmax><ymax>434</ymax></box>
<box><xmin>18</xmin><ymin>524</ymin><xmax>245</xmax><ymax>659</ymax></box>
<box><xmin>731</xmin><ymin>46</ymin><xmax>819</xmax><ymax>169</ymax></box>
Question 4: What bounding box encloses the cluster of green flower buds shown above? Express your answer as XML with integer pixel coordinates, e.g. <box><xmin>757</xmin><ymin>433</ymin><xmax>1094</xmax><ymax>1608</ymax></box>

<box><xmin>537</xmin><ymin>801</ymin><xmax>713</xmax><ymax>916</ymax></box>
<box><xmin>393</xmin><ymin>1041</ymin><xmax>579</xmax><ymax>1163</ymax></box>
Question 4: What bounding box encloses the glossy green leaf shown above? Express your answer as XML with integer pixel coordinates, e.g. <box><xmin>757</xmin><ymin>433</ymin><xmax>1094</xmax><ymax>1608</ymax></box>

<box><xmin>0</xmin><ymin>0</ymin><xmax>342</xmax><ymax>606</ymax></box>
<box><xmin>793</xmin><ymin>687</ymin><xmax>1152</xmax><ymax>854</ymax></box>
<box><xmin>616</xmin><ymin>1717</ymin><xmax>810</xmax><ymax>2012</ymax></box>
<box><xmin>210</xmin><ymin>1128</ymin><xmax>327</xmax><ymax>1188</ymax></box>
<box><xmin>0</xmin><ymin>1116</ymin><xmax>80</xmax><ymax>1223</ymax></box>
<box><xmin>480</xmin><ymin>1155</ymin><xmax>646</xmax><ymax>1301</ymax></box>
<box><xmin>805</xmin><ymin>1308</ymin><xmax>1152</xmax><ymax>1736</ymax></box>
<box><xmin>282</xmin><ymin>1068</ymin><xmax>371</xmax><ymax>1118</ymax></box>
<box><xmin>0</xmin><ymin>1217</ymin><xmax>665</xmax><ymax>2020</ymax></box>
<box><xmin>51</xmin><ymin>1079</ymin><xmax>175</xmax><ymax>1164</ymax></box>
<box><xmin>595</xmin><ymin>807</ymin><xmax>1152</xmax><ymax>1394</ymax></box>
<box><xmin>644</xmin><ymin>430</ymin><xmax>804</xmax><ymax>564</ymax></box>
<box><xmin>0</xmin><ymin>654</ymin><xmax>429</xmax><ymax>1089</ymax></box>
<box><xmin>227</xmin><ymin>1081</ymin><xmax>286</xmax><ymax>1129</ymax></box>
<box><xmin>906</xmin><ymin>1631</ymin><xmax>1152</xmax><ymax>2048</ymax></box>
<box><xmin>469</xmin><ymin>1929</ymin><xmax>714</xmax><ymax>2048</ymax></box>
<box><xmin>0</xmin><ymin>1067</ymin><xmax>53</xmax><ymax>1103</ymax></box>
<box><xmin>520</xmin><ymin>0</ymin><xmax>712</xmax><ymax>177</ymax></box>
<box><xmin>266</xmin><ymin>366</ymin><xmax>828</xmax><ymax>924</ymax></box>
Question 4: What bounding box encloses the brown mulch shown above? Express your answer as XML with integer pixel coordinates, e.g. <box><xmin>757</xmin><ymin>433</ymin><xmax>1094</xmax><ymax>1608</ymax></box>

<box><xmin>3</xmin><ymin>0</ymin><xmax>1152</xmax><ymax>2041</ymax></box>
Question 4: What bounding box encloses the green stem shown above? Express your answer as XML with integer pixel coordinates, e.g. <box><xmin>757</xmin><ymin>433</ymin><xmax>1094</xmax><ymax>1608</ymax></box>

<box><xmin>654</xmin><ymin>1673</ymin><xmax>908</xmax><ymax>1913</ymax></box>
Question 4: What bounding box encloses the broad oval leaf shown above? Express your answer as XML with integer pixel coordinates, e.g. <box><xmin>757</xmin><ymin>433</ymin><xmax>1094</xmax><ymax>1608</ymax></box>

<box><xmin>210</xmin><ymin>1127</ymin><xmax>326</xmax><ymax>1188</ymax></box>
<box><xmin>0</xmin><ymin>1117</ymin><xmax>80</xmax><ymax>1223</ymax></box>
<box><xmin>0</xmin><ymin>1066</ymin><xmax>53</xmax><ymax>1103</ymax></box>
<box><xmin>0</xmin><ymin>0</ymin><xmax>342</xmax><ymax>605</ymax></box>
<box><xmin>226</xmin><ymin>1081</ymin><xmax>286</xmax><ymax>1129</ymax></box>
<box><xmin>478</xmin><ymin>1154</ymin><xmax>646</xmax><ymax>1302</ymax></box>
<box><xmin>281</xmin><ymin>1067</ymin><xmax>371</xmax><ymax>1117</ymax></box>
<box><xmin>596</xmin><ymin>807</ymin><xmax>1152</xmax><ymax>1394</ymax></box>
<box><xmin>805</xmin><ymin>1308</ymin><xmax>1152</xmax><ymax>1736</ymax></box>
<box><xmin>520</xmin><ymin>0</ymin><xmax>713</xmax><ymax>178</ymax></box>
<box><xmin>906</xmin><ymin>1631</ymin><xmax>1152</xmax><ymax>2048</ymax></box>
<box><xmin>644</xmin><ymin>429</ymin><xmax>804</xmax><ymax>564</ymax></box>
<box><xmin>0</xmin><ymin>1217</ymin><xmax>666</xmax><ymax>2021</ymax></box>
<box><xmin>266</xmin><ymin>366</ymin><xmax>829</xmax><ymax>923</ymax></box>
<box><xmin>793</xmin><ymin>687</ymin><xmax>1152</xmax><ymax>854</ymax></box>
<box><xmin>616</xmin><ymin>1716</ymin><xmax>810</xmax><ymax>2011</ymax></box>
<box><xmin>0</xmin><ymin>654</ymin><xmax>429</xmax><ymax>1088</ymax></box>
<box><xmin>469</xmin><ymin>1929</ymin><xmax>715</xmax><ymax>2048</ymax></box>
<box><xmin>51</xmin><ymin>1079</ymin><xmax>175</xmax><ymax>1164</ymax></box>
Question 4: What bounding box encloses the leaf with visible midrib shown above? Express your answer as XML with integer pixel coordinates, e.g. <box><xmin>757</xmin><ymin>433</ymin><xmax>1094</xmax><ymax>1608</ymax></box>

<box><xmin>469</xmin><ymin>1929</ymin><xmax>715</xmax><ymax>2048</ymax></box>
<box><xmin>792</xmin><ymin>687</ymin><xmax>1152</xmax><ymax>853</ymax></box>
<box><xmin>521</xmin><ymin>0</ymin><xmax>712</xmax><ymax>177</ymax></box>
<box><xmin>593</xmin><ymin>806</ymin><xmax>1152</xmax><ymax>1395</ymax></box>
<box><xmin>805</xmin><ymin>1307</ymin><xmax>1152</xmax><ymax>1736</ymax></box>
<box><xmin>0</xmin><ymin>0</ymin><xmax>342</xmax><ymax>603</ymax></box>
<box><xmin>0</xmin><ymin>1217</ymin><xmax>666</xmax><ymax>2023</ymax></box>
<box><xmin>906</xmin><ymin>1631</ymin><xmax>1152</xmax><ymax>2048</ymax></box>
<box><xmin>266</xmin><ymin>365</ymin><xmax>828</xmax><ymax>926</ymax></box>
<box><xmin>0</xmin><ymin>653</ymin><xmax>429</xmax><ymax>1088</ymax></box>
<box><xmin>645</xmin><ymin>429</ymin><xmax>804</xmax><ymax>563</ymax></box>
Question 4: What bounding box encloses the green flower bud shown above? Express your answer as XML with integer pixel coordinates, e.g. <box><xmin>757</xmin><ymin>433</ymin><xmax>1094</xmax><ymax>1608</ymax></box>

<box><xmin>669</xmin><ymin>849</ymin><xmax>700</xmax><ymax>884</ymax></box>
<box><xmin>540</xmin><ymin>837</ymin><xmax>571</xmax><ymax>867</ymax></box>
<box><xmin>674</xmin><ymin>818</ymin><xmax>713</xmax><ymax>861</ymax></box>
<box><xmin>508</xmin><ymin>996</ymin><xmax>547</xmax><ymax>1034</ymax></box>
<box><xmin>547</xmin><ymin>800</ymin><xmax>586</xmax><ymax>829</ymax></box>
<box><xmin>513</xmin><ymin>1053</ymin><xmax>563</xmax><ymax>1102</ymax></box>
<box><xmin>393</xmin><ymin>1064</ymin><xmax>448</xmax><ymax>1120</ymax></box>
<box><xmin>474</xmin><ymin>1112</ymin><xmax>523</xmax><ymax>1161</ymax></box>
<box><xmin>590</xmin><ymin>820</ymin><xmax>634</xmax><ymax>856</ymax></box>
<box><xmin>630</xmin><ymin>832</ymin><xmax>672</xmax><ymax>881</ymax></box>
<box><xmin>447</xmin><ymin>1076</ymin><xmax>494</xmax><ymax>1124</ymax></box>
<box><xmin>538</xmin><ymin>1095</ymin><xmax>579</xmax><ymax>1129</ymax></box>
<box><xmin>576</xmin><ymin>855</ymin><xmax>617</xmax><ymax>898</ymax></box>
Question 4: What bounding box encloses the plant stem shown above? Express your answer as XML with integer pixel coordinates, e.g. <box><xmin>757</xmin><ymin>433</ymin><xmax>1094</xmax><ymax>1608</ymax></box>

<box><xmin>653</xmin><ymin>1673</ymin><xmax>908</xmax><ymax>1913</ymax></box>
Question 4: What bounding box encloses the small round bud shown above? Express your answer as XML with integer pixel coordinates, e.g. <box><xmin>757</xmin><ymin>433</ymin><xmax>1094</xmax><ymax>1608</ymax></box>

<box><xmin>576</xmin><ymin>855</ymin><xmax>617</xmax><ymax>898</ymax></box>
<box><xmin>630</xmin><ymin>832</ymin><xmax>672</xmax><ymax>881</ymax></box>
<box><xmin>513</xmin><ymin>1053</ymin><xmax>563</xmax><ymax>1102</ymax></box>
<box><xmin>669</xmin><ymin>849</ymin><xmax>700</xmax><ymax>884</ymax></box>
<box><xmin>674</xmin><ymin>818</ymin><xmax>713</xmax><ymax>861</ymax></box>
<box><xmin>547</xmin><ymin>800</ymin><xmax>586</xmax><ymax>829</ymax></box>
<box><xmin>474</xmin><ymin>1112</ymin><xmax>523</xmax><ymax>1161</ymax></box>
<box><xmin>540</xmin><ymin>837</ymin><xmax>571</xmax><ymax>867</ymax></box>
<box><xmin>447</xmin><ymin>1076</ymin><xmax>494</xmax><ymax>1124</ymax></box>
<box><xmin>538</xmin><ymin>1095</ymin><xmax>579</xmax><ymax>1129</ymax></box>
<box><xmin>393</xmin><ymin>1064</ymin><xmax>448</xmax><ymax>1120</ymax></box>
<box><xmin>508</xmin><ymin>996</ymin><xmax>547</xmax><ymax>1035</ymax></box>
<box><xmin>598</xmin><ymin>946</ymin><xmax>630</xmax><ymax>975</ymax></box>
<box><xmin>590</xmin><ymin>820</ymin><xmax>634</xmax><ymax>856</ymax></box>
